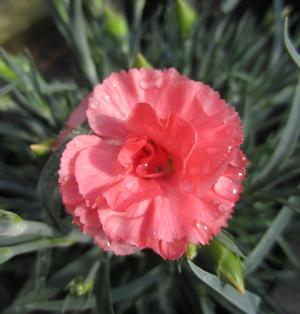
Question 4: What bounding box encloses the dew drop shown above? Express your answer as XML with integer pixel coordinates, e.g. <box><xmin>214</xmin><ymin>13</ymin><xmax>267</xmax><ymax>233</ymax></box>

<box><xmin>181</xmin><ymin>182</ymin><xmax>194</xmax><ymax>193</ymax></box>
<box><xmin>104</xmin><ymin>94</ymin><xmax>110</xmax><ymax>101</ymax></box>
<box><xmin>227</xmin><ymin>145</ymin><xmax>232</xmax><ymax>153</ymax></box>
<box><xmin>61</xmin><ymin>175</ymin><xmax>70</xmax><ymax>183</ymax></box>
<box><xmin>238</xmin><ymin>172</ymin><xmax>243</xmax><ymax>177</ymax></box>
<box><xmin>218</xmin><ymin>204</ymin><xmax>228</xmax><ymax>212</ymax></box>
<box><xmin>89</xmin><ymin>98</ymin><xmax>99</xmax><ymax>109</ymax></box>
<box><xmin>126</xmin><ymin>182</ymin><xmax>134</xmax><ymax>190</ymax></box>
<box><xmin>112</xmin><ymin>82</ymin><xmax>117</xmax><ymax>88</ymax></box>
<box><xmin>139</xmin><ymin>74</ymin><xmax>163</xmax><ymax>90</ymax></box>
<box><xmin>106</xmin><ymin>241</ymin><xmax>111</xmax><ymax>247</ymax></box>
<box><xmin>196</xmin><ymin>222</ymin><xmax>201</xmax><ymax>229</ymax></box>
<box><xmin>74</xmin><ymin>139</ymin><xmax>82</xmax><ymax>147</ymax></box>
<box><xmin>232</xmin><ymin>188</ymin><xmax>238</xmax><ymax>195</ymax></box>
<box><xmin>139</xmin><ymin>79</ymin><xmax>155</xmax><ymax>90</ymax></box>
<box><xmin>203</xmin><ymin>225</ymin><xmax>208</xmax><ymax>231</ymax></box>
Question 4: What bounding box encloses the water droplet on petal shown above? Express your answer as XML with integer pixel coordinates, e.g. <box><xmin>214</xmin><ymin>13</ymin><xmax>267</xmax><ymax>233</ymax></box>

<box><xmin>112</xmin><ymin>82</ymin><xmax>117</xmax><ymax>88</ymax></box>
<box><xmin>139</xmin><ymin>79</ymin><xmax>155</xmax><ymax>90</ymax></box>
<box><xmin>196</xmin><ymin>222</ymin><xmax>201</xmax><ymax>229</ymax></box>
<box><xmin>238</xmin><ymin>172</ymin><xmax>243</xmax><ymax>177</ymax></box>
<box><xmin>126</xmin><ymin>182</ymin><xmax>134</xmax><ymax>190</ymax></box>
<box><xmin>74</xmin><ymin>139</ymin><xmax>82</xmax><ymax>147</ymax></box>
<box><xmin>154</xmin><ymin>76</ymin><xmax>163</xmax><ymax>88</ymax></box>
<box><xmin>181</xmin><ymin>182</ymin><xmax>194</xmax><ymax>193</ymax></box>
<box><xmin>232</xmin><ymin>188</ymin><xmax>238</xmax><ymax>195</ymax></box>
<box><xmin>227</xmin><ymin>145</ymin><xmax>232</xmax><ymax>153</ymax></box>
<box><xmin>89</xmin><ymin>98</ymin><xmax>99</xmax><ymax>109</ymax></box>
<box><xmin>203</xmin><ymin>225</ymin><xmax>208</xmax><ymax>231</ymax></box>
<box><xmin>218</xmin><ymin>203</ymin><xmax>230</xmax><ymax>212</ymax></box>
<box><xmin>139</xmin><ymin>73</ymin><xmax>163</xmax><ymax>90</ymax></box>
<box><xmin>106</xmin><ymin>241</ymin><xmax>111</xmax><ymax>247</ymax></box>
<box><xmin>61</xmin><ymin>175</ymin><xmax>70</xmax><ymax>183</ymax></box>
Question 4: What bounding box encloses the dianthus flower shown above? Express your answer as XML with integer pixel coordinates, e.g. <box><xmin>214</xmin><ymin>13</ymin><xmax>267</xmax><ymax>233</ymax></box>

<box><xmin>58</xmin><ymin>68</ymin><xmax>246</xmax><ymax>259</ymax></box>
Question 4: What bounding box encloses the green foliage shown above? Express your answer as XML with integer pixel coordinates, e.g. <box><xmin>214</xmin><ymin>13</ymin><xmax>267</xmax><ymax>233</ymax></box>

<box><xmin>0</xmin><ymin>0</ymin><xmax>300</xmax><ymax>313</ymax></box>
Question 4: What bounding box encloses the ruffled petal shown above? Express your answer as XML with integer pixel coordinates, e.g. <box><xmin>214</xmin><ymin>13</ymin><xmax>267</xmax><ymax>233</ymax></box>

<box><xmin>74</xmin><ymin>203</ymin><xmax>138</xmax><ymax>255</ymax></box>
<box><xmin>103</xmin><ymin>175</ymin><xmax>162</xmax><ymax>211</ymax></box>
<box><xmin>213</xmin><ymin>149</ymin><xmax>247</xmax><ymax>203</ymax></box>
<box><xmin>75</xmin><ymin>142</ymin><xmax>123</xmax><ymax>208</ymax></box>
<box><xmin>86</xmin><ymin>69</ymin><xmax>186</xmax><ymax>139</ymax></box>
<box><xmin>127</xmin><ymin>102</ymin><xmax>196</xmax><ymax>161</ymax></box>
<box><xmin>99</xmin><ymin>191</ymin><xmax>187</xmax><ymax>246</ymax></box>
<box><xmin>58</xmin><ymin>135</ymin><xmax>102</xmax><ymax>209</ymax></box>
<box><xmin>146</xmin><ymin>238</ymin><xmax>186</xmax><ymax>260</ymax></box>
<box><xmin>184</xmin><ymin>110</ymin><xmax>243</xmax><ymax>197</ymax></box>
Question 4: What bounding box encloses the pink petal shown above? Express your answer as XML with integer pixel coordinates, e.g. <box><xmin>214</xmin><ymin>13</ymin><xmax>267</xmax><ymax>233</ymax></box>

<box><xmin>127</xmin><ymin>102</ymin><xmax>196</xmax><ymax>161</ymax></box>
<box><xmin>98</xmin><ymin>200</ymin><xmax>150</xmax><ymax>246</ymax></box>
<box><xmin>85</xmin><ymin>69</ymin><xmax>186</xmax><ymax>139</ymax></box>
<box><xmin>184</xmin><ymin>111</ymin><xmax>242</xmax><ymax>197</ymax></box>
<box><xmin>147</xmin><ymin>238</ymin><xmax>186</xmax><ymax>260</ymax></box>
<box><xmin>86</xmin><ymin>77</ymin><xmax>132</xmax><ymax>139</ymax></box>
<box><xmin>213</xmin><ymin>149</ymin><xmax>247</xmax><ymax>203</ymax></box>
<box><xmin>99</xmin><ymin>192</ymin><xmax>187</xmax><ymax>246</ymax></box>
<box><xmin>75</xmin><ymin>142</ymin><xmax>123</xmax><ymax>208</ymax></box>
<box><xmin>58</xmin><ymin>135</ymin><xmax>102</xmax><ymax>209</ymax></box>
<box><xmin>103</xmin><ymin>175</ymin><xmax>162</xmax><ymax>211</ymax></box>
<box><xmin>74</xmin><ymin>203</ymin><xmax>138</xmax><ymax>255</ymax></box>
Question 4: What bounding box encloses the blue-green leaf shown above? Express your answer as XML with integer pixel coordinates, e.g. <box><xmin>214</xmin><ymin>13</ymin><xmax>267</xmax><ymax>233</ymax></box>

<box><xmin>284</xmin><ymin>18</ymin><xmax>300</xmax><ymax>69</ymax></box>
<box><xmin>244</xmin><ymin>200</ymin><xmax>294</xmax><ymax>276</ymax></box>
<box><xmin>94</xmin><ymin>257</ymin><xmax>114</xmax><ymax>314</ymax></box>
<box><xmin>188</xmin><ymin>261</ymin><xmax>260</xmax><ymax>314</ymax></box>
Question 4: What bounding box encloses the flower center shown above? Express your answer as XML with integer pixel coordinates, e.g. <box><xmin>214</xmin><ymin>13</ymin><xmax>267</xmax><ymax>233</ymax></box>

<box><xmin>118</xmin><ymin>137</ymin><xmax>173</xmax><ymax>179</ymax></box>
<box><xmin>135</xmin><ymin>141</ymin><xmax>172</xmax><ymax>178</ymax></box>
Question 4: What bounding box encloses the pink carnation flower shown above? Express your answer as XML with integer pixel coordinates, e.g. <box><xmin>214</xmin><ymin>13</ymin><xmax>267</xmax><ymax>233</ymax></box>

<box><xmin>58</xmin><ymin>68</ymin><xmax>246</xmax><ymax>259</ymax></box>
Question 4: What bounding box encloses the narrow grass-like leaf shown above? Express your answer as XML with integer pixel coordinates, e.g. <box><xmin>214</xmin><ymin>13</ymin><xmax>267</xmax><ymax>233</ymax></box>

<box><xmin>25</xmin><ymin>299</ymin><xmax>94</xmax><ymax>312</ymax></box>
<box><xmin>188</xmin><ymin>261</ymin><xmax>260</xmax><ymax>314</ymax></box>
<box><xmin>0</xmin><ymin>237</ymin><xmax>74</xmax><ymax>264</ymax></box>
<box><xmin>244</xmin><ymin>200</ymin><xmax>295</xmax><ymax>276</ymax></box>
<box><xmin>253</xmin><ymin>75</ymin><xmax>300</xmax><ymax>184</ymax></box>
<box><xmin>112</xmin><ymin>265</ymin><xmax>165</xmax><ymax>302</ymax></box>
<box><xmin>25</xmin><ymin>265</ymin><xmax>166</xmax><ymax>312</ymax></box>
<box><xmin>284</xmin><ymin>18</ymin><xmax>300</xmax><ymax>69</ymax></box>
<box><xmin>70</xmin><ymin>0</ymin><xmax>98</xmax><ymax>86</ymax></box>
<box><xmin>94</xmin><ymin>257</ymin><xmax>114</xmax><ymax>314</ymax></box>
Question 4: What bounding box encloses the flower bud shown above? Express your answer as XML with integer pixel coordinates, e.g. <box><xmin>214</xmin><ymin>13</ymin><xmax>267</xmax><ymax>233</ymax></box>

<box><xmin>175</xmin><ymin>0</ymin><xmax>198</xmax><ymax>39</ymax></box>
<box><xmin>0</xmin><ymin>209</ymin><xmax>27</xmax><ymax>237</ymax></box>
<box><xmin>196</xmin><ymin>238</ymin><xmax>245</xmax><ymax>294</ymax></box>
<box><xmin>132</xmin><ymin>53</ymin><xmax>153</xmax><ymax>69</ymax></box>
<box><xmin>68</xmin><ymin>277</ymin><xmax>93</xmax><ymax>297</ymax></box>
<box><xmin>103</xmin><ymin>6</ymin><xmax>128</xmax><ymax>41</ymax></box>
<box><xmin>186</xmin><ymin>243</ymin><xmax>198</xmax><ymax>260</ymax></box>
<box><xmin>30</xmin><ymin>138</ymin><xmax>55</xmax><ymax>157</ymax></box>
